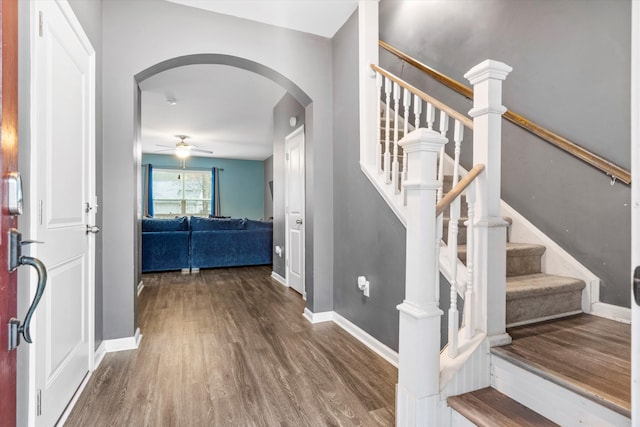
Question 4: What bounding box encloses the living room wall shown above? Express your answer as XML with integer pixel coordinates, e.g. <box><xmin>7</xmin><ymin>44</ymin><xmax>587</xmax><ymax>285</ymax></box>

<box><xmin>142</xmin><ymin>153</ymin><xmax>265</xmax><ymax>220</ymax></box>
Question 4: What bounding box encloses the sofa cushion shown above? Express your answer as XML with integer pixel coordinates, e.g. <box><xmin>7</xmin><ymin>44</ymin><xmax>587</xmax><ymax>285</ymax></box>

<box><xmin>244</xmin><ymin>219</ymin><xmax>273</xmax><ymax>230</ymax></box>
<box><xmin>142</xmin><ymin>216</ymin><xmax>189</xmax><ymax>232</ymax></box>
<box><xmin>190</xmin><ymin>216</ymin><xmax>246</xmax><ymax>231</ymax></box>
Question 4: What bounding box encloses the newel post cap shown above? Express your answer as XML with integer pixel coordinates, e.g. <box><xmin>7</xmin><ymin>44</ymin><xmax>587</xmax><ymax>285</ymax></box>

<box><xmin>464</xmin><ymin>60</ymin><xmax>513</xmax><ymax>85</ymax></box>
<box><xmin>398</xmin><ymin>128</ymin><xmax>447</xmax><ymax>152</ymax></box>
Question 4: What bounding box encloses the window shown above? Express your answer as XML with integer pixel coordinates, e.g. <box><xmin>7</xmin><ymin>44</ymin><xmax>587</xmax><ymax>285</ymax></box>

<box><xmin>152</xmin><ymin>169</ymin><xmax>211</xmax><ymax>218</ymax></box>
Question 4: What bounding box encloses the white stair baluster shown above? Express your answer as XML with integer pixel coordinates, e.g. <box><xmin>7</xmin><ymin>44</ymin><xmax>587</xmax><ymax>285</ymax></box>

<box><xmin>401</xmin><ymin>88</ymin><xmax>411</xmax><ymax>202</ymax></box>
<box><xmin>437</xmin><ymin>112</ymin><xmax>449</xmax><ymax>203</ymax></box>
<box><xmin>392</xmin><ymin>82</ymin><xmax>401</xmax><ymax>189</ymax></box>
<box><xmin>383</xmin><ymin>77</ymin><xmax>392</xmax><ymax>178</ymax></box>
<box><xmin>465</xmin><ymin>182</ymin><xmax>476</xmax><ymax>340</ymax></box>
<box><xmin>413</xmin><ymin>93</ymin><xmax>422</xmax><ymax>130</ymax></box>
<box><xmin>426</xmin><ymin>102</ymin><xmax>435</xmax><ymax>130</ymax></box>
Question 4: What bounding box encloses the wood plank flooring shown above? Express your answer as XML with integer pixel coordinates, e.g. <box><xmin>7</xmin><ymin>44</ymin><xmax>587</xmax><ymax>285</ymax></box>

<box><xmin>492</xmin><ymin>314</ymin><xmax>630</xmax><ymax>417</ymax></box>
<box><xmin>448</xmin><ymin>387</ymin><xmax>558</xmax><ymax>426</ymax></box>
<box><xmin>65</xmin><ymin>266</ymin><xmax>397</xmax><ymax>426</ymax></box>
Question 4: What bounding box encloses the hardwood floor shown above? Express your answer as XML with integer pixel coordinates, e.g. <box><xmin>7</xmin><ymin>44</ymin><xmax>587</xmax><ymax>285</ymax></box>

<box><xmin>65</xmin><ymin>266</ymin><xmax>397</xmax><ymax>426</ymax></box>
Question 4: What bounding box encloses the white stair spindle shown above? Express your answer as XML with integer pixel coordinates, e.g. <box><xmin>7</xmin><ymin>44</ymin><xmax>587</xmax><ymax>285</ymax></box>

<box><xmin>383</xmin><ymin>77</ymin><xmax>392</xmax><ymax>178</ymax></box>
<box><xmin>401</xmin><ymin>88</ymin><xmax>411</xmax><ymax>203</ymax></box>
<box><xmin>465</xmin><ymin>182</ymin><xmax>476</xmax><ymax>340</ymax></box>
<box><xmin>392</xmin><ymin>82</ymin><xmax>401</xmax><ymax>189</ymax></box>
<box><xmin>376</xmin><ymin>72</ymin><xmax>383</xmax><ymax>173</ymax></box>
<box><xmin>413</xmin><ymin>93</ymin><xmax>422</xmax><ymax>129</ymax></box>
<box><xmin>426</xmin><ymin>102</ymin><xmax>435</xmax><ymax>130</ymax></box>
<box><xmin>437</xmin><ymin>112</ymin><xmax>449</xmax><ymax>203</ymax></box>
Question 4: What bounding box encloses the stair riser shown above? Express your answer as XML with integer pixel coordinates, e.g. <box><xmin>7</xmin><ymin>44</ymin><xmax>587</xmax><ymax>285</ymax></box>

<box><xmin>458</xmin><ymin>251</ymin><xmax>543</xmax><ymax>277</ymax></box>
<box><xmin>491</xmin><ymin>355</ymin><xmax>630</xmax><ymax>426</ymax></box>
<box><xmin>506</xmin><ymin>290</ymin><xmax>582</xmax><ymax>326</ymax></box>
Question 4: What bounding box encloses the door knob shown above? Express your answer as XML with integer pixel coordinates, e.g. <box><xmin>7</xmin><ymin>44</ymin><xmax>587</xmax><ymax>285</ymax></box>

<box><xmin>86</xmin><ymin>225</ymin><xmax>100</xmax><ymax>234</ymax></box>
<box><xmin>296</xmin><ymin>219</ymin><xmax>303</xmax><ymax>225</ymax></box>
<box><xmin>634</xmin><ymin>266</ymin><xmax>640</xmax><ymax>306</ymax></box>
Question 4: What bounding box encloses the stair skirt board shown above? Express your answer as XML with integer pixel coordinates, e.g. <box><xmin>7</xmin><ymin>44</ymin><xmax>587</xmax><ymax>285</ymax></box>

<box><xmin>491</xmin><ymin>355</ymin><xmax>630</xmax><ymax>427</ymax></box>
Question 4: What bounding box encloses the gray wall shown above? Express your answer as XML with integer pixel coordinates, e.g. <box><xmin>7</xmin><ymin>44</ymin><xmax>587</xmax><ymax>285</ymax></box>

<box><xmin>102</xmin><ymin>0</ymin><xmax>334</xmax><ymax>338</ymax></box>
<box><xmin>332</xmin><ymin>11</ymin><xmax>406</xmax><ymax>350</ymax></box>
<box><xmin>264</xmin><ymin>155</ymin><xmax>273</xmax><ymax>219</ymax></box>
<box><xmin>380</xmin><ymin>0</ymin><xmax>632</xmax><ymax>307</ymax></box>
<box><xmin>272</xmin><ymin>94</ymin><xmax>306</xmax><ymax>279</ymax></box>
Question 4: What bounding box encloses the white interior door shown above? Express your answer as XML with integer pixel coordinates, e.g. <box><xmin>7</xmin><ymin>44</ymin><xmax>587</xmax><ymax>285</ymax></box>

<box><xmin>32</xmin><ymin>1</ymin><xmax>95</xmax><ymax>424</ymax></box>
<box><xmin>285</xmin><ymin>126</ymin><xmax>305</xmax><ymax>296</ymax></box>
<box><xmin>632</xmin><ymin>1</ymin><xmax>639</xmax><ymax>422</ymax></box>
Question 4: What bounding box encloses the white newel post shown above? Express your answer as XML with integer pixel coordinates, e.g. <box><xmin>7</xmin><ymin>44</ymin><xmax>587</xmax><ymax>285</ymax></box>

<box><xmin>396</xmin><ymin>128</ymin><xmax>448</xmax><ymax>426</ymax></box>
<box><xmin>464</xmin><ymin>60</ymin><xmax>512</xmax><ymax>346</ymax></box>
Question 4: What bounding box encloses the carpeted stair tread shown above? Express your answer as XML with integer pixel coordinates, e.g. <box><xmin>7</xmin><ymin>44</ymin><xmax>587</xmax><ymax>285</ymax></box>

<box><xmin>506</xmin><ymin>274</ymin><xmax>585</xmax><ymax>325</ymax></box>
<box><xmin>448</xmin><ymin>387</ymin><xmax>558</xmax><ymax>427</ymax></box>
<box><xmin>507</xmin><ymin>273</ymin><xmax>585</xmax><ymax>300</ymax></box>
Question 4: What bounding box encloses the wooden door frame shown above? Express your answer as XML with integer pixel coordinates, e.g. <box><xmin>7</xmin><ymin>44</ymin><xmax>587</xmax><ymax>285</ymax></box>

<box><xmin>0</xmin><ymin>0</ymin><xmax>19</xmax><ymax>425</ymax></box>
<box><xmin>284</xmin><ymin>125</ymin><xmax>305</xmax><ymax>298</ymax></box>
<box><xmin>632</xmin><ymin>0</ymin><xmax>639</xmax><ymax>422</ymax></box>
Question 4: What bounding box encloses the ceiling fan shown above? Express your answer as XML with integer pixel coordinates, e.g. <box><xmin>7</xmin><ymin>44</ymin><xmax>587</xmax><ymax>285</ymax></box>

<box><xmin>155</xmin><ymin>135</ymin><xmax>213</xmax><ymax>158</ymax></box>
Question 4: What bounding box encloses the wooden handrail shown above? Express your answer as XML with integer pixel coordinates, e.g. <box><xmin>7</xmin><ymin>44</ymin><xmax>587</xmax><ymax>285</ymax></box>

<box><xmin>371</xmin><ymin>64</ymin><xmax>473</xmax><ymax>130</ymax></box>
<box><xmin>436</xmin><ymin>164</ymin><xmax>485</xmax><ymax>217</ymax></box>
<box><xmin>379</xmin><ymin>40</ymin><xmax>631</xmax><ymax>185</ymax></box>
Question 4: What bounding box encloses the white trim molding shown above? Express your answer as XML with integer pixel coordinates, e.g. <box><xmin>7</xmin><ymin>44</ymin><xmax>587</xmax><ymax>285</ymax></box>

<box><xmin>302</xmin><ymin>309</ymin><xmax>398</xmax><ymax>367</ymax></box>
<box><xmin>270</xmin><ymin>271</ymin><xmax>288</xmax><ymax>287</ymax></box>
<box><xmin>101</xmin><ymin>328</ymin><xmax>143</xmax><ymax>353</ymax></box>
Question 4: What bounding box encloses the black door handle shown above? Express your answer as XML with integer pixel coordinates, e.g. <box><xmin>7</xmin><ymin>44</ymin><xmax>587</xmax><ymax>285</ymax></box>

<box><xmin>7</xmin><ymin>228</ymin><xmax>47</xmax><ymax>350</ymax></box>
<box><xmin>633</xmin><ymin>266</ymin><xmax>640</xmax><ymax>306</ymax></box>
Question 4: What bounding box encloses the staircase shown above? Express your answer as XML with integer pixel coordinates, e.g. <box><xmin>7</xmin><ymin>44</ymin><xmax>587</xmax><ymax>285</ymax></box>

<box><xmin>362</xmin><ymin>55</ymin><xmax>631</xmax><ymax>425</ymax></box>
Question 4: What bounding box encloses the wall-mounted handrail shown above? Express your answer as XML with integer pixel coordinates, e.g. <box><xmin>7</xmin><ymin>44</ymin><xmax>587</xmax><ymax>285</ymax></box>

<box><xmin>379</xmin><ymin>40</ymin><xmax>631</xmax><ymax>185</ymax></box>
<box><xmin>436</xmin><ymin>164</ymin><xmax>485</xmax><ymax>216</ymax></box>
<box><xmin>371</xmin><ymin>64</ymin><xmax>474</xmax><ymax>130</ymax></box>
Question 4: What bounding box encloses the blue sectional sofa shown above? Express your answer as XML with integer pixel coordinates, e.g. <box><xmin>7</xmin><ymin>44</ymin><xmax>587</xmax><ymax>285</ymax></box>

<box><xmin>141</xmin><ymin>216</ymin><xmax>273</xmax><ymax>273</ymax></box>
<box><xmin>141</xmin><ymin>216</ymin><xmax>191</xmax><ymax>273</ymax></box>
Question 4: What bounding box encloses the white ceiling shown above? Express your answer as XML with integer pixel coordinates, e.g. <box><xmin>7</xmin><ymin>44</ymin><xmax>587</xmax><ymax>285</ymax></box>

<box><xmin>140</xmin><ymin>64</ymin><xmax>286</xmax><ymax>160</ymax></box>
<box><xmin>166</xmin><ymin>0</ymin><xmax>359</xmax><ymax>38</ymax></box>
<box><xmin>141</xmin><ymin>1</ymin><xmax>358</xmax><ymax>161</ymax></box>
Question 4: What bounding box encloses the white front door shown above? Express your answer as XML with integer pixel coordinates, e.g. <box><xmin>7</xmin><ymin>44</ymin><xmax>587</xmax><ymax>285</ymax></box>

<box><xmin>285</xmin><ymin>126</ymin><xmax>305</xmax><ymax>296</ymax></box>
<box><xmin>32</xmin><ymin>1</ymin><xmax>96</xmax><ymax>424</ymax></box>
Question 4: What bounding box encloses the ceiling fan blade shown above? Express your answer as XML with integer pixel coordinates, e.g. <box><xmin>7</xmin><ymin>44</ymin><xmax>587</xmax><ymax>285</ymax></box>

<box><xmin>154</xmin><ymin>148</ymin><xmax>174</xmax><ymax>153</ymax></box>
<box><xmin>155</xmin><ymin>144</ymin><xmax>175</xmax><ymax>148</ymax></box>
<box><xmin>191</xmin><ymin>148</ymin><xmax>214</xmax><ymax>154</ymax></box>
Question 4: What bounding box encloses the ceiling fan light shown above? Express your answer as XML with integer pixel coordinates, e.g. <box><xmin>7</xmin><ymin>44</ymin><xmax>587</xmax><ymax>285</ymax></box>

<box><xmin>176</xmin><ymin>145</ymin><xmax>191</xmax><ymax>158</ymax></box>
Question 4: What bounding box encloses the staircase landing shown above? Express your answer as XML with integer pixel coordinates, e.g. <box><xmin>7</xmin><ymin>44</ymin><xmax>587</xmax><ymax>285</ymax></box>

<box><xmin>492</xmin><ymin>314</ymin><xmax>631</xmax><ymax>417</ymax></box>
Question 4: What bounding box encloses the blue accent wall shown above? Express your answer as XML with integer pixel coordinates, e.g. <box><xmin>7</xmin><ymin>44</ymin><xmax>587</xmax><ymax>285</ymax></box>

<box><xmin>142</xmin><ymin>154</ymin><xmax>265</xmax><ymax>220</ymax></box>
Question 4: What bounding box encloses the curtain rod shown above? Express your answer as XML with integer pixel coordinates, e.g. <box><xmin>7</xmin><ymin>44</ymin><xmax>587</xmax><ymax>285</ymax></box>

<box><xmin>142</xmin><ymin>164</ymin><xmax>224</xmax><ymax>172</ymax></box>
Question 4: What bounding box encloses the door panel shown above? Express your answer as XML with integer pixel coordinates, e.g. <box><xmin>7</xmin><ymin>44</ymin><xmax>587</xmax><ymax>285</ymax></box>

<box><xmin>0</xmin><ymin>0</ymin><xmax>19</xmax><ymax>425</ymax></box>
<box><xmin>33</xmin><ymin>1</ymin><xmax>95</xmax><ymax>424</ymax></box>
<box><xmin>285</xmin><ymin>127</ymin><xmax>305</xmax><ymax>295</ymax></box>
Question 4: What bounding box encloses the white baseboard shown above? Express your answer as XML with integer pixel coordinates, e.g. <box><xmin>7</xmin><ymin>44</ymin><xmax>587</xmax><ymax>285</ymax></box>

<box><xmin>93</xmin><ymin>341</ymin><xmax>107</xmax><ymax>369</ymax></box>
<box><xmin>590</xmin><ymin>302</ymin><xmax>631</xmax><ymax>324</ymax></box>
<box><xmin>302</xmin><ymin>308</ymin><xmax>398</xmax><ymax>367</ymax></box>
<box><xmin>302</xmin><ymin>307</ymin><xmax>333</xmax><ymax>323</ymax></box>
<box><xmin>270</xmin><ymin>271</ymin><xmax>288</xmax><ymax>287</ymax></box>
<box><xmin>102</xmin><ymin>328</ymin><xmax>142</xmax><ymax>353</ymax></box>
<box><xmin>137</xmin><ymin>280</ymin><xmax>144</xmax><ymax>297</ymax></box>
